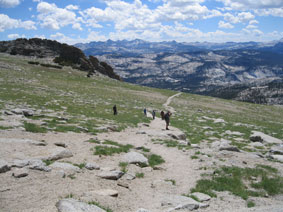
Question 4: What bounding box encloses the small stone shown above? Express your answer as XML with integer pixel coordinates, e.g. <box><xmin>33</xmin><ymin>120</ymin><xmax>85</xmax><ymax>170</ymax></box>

<box><xmin>12</xmin><ymin>168</ymin><xmax>29</xmax><ymax>178</ymax></box>
<box><xmin>95</xmin><ymin>189</ymin><xmax>118</xmax><ymax>197</ymax></box>
<box><xmin>125</xmin><ymin>173</ymin><xmax>136</xmax><ymax>180</ymax></box>
<box><xmin>191</xmin><ymin>192</ymin><xmax>211</xmax><ymax>202</ymax></box>
<box><xmin>136</xmin><ymin>209</ymin><xmax>151</xmax><ymax>212</ymax></box>
<box><xmin>0</xmin><ymin>160</ymin><xmax>11</xmax><ymax>173</ymax></box>
<box><xmin>54</xmin><ymin>142</ymin><xmax>67</xmax><ymax>148</ymax></box>
<box><xmin>122</xmin><ymin>152</ymin><xmax>148</xmax><ymax>166</ymax></box>
<box><xmin>98</xmin><ymin>170</ymin><xmax>124</xmax><ymax>180</ymax></box>
<box><xmin>117</xmin><ymin>180</ymin><xmax>130</xmax><ymax>189</ymax></box>
<box><xmin>85</xmin><ymin>163</ymin><xmax>100</xmax><ymax>170</ymax></box>
<box><xmin>219</xmin><ymin>146</ymin><xmax>240</xmax><ymax>152</ymax></box>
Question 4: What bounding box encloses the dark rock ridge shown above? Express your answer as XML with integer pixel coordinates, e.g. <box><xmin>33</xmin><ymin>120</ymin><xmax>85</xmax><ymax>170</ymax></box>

<box><xmin>75</xmin><ymin>39</ymin><xmax>283</xmax><ymax>105</ymax></box>
<box><xmin>0</xmin><ymin>38</ymin><xmax>120</xmax><ymax>80</ymax></box>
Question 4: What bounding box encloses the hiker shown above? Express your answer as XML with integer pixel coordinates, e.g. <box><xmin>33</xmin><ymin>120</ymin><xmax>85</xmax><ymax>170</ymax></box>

<box><xmin>164</xmin><ymin>111</ymin><xmax>172</xmax><ymax>130</ymax></box>
<box><xmin>113</xmin><ymin>105</ymin><xmax>117</xmax><ymax>115</ymax></box>
<box><xmin>144</xmin><ymin>108</ymin><xmax>147</xmax><ymax>116</ymax></box>
<box><xmin>152</xmin><ymin>110</ymin><xmax>156</xmax><ymax>120</ymax></box>
<box><xmin>160</xmin><ymin>111</ymin><xmax>165</xmax><ymax>120</ymax></box>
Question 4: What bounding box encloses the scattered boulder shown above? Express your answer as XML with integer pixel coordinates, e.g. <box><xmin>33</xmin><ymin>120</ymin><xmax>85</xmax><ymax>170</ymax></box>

<box><xmin>0</xmin><ymin>160</ymin><xmax>11</xmax><ymax>173</ymax></box>
<box><xmin>167</xmin><ymin>132</ymin><xmax>186</xmax><ymax>140</ymax></box>
<box><xmin>270</xmin><ymin>146</ymin><xmax>283</xmax><ymax>155</ymax></box>
<box><xmin>271</xmin><ymin>155</ymin><xmax>283</xmax><ymax>162</ymax></box>
<box><xmin>136</xmin><ymin>209</ymin><xmax>151</xmax><ymax>212</ymax></box>
<box><xmin>85</xmin><ymin>163</ymin><xmax>100</xmax><ymax>170</ymax></box>
<box><xmin>12</xmin><ymin>168</ymin><xmax>29</xmax><ymax>178</ymax></box>
<box><xmin>191</xmin><ymin>144</ymin><xmax>200</xmax><ymax>149</ymax></box>
<box><xmin>54</xmin><ymin>142</ymin><xmax>67</xmax><ymax>148</ymax></box>
<box><xmin>162</xmin><ymin>195</ymin><xmax>208</xmax><ymax>211</ymax></box>
<box><xmin>219</xmin><ymin>146</ymin><xmax>240</xmax><ymax>152</ymax></box>
<box><xmin>11</xmin><ymin>159</ymin><xmax>30</xmax><ymax>168</ymax></box>
<box><xmin>56</xmin><ymin>198</ymin><xmax>106</xmax><ymax>212</ymax></box>
<box><xmin>28</xmin><ymin>159</ymin><xmax>51</xmax><ymax>172</ymax></box>
<box><xmin>0</xmin><ymin>138</ymin><xmax>46</xmax><ymax>146</ymax></box>
<box><xmin>122</xmin><ymin>152</ymin><xmax>148</xmax><ymax>166</ymax></box>
<box><xmin>124</xmin><ymin>173</ymin><xmax>136</xmax><ymax>180</ymax></box>
<box><xmin>49</xmin><ymin>162</ymin><xmax>80</xmax><ymax>173</ymax></box>
<box><xmin>98</xmin><ymin>170</ymin><xmax>124</xmax><ymax>180</ymax></box>
<box><xmin>117</xmin><ymin>180</ymin><xmax>130</xmax><ymax>189</ymax></box>
<box><xmin>250</xmin><ymin>131</ymin><xmax>282</xmax><ymax>144</ymax></box>
<box><xmin>46</xmin><ymin>147</ymin><xmax>73</xmax><ymax>161</ymax></box>
<box><xmin>191</xmin><ymin>192</ymin><xmax>211</xmax><ymax>202</ymax></box>
<box><xmin>11</xmin><ymin>108</ymin><xmax>24</xmax><ymax>115</ymax></box>
<box><xmin>4</xmin><ymin>110</ymin><xmax>13</xmax><ymax>115</ymax></box>
<box><xmin>225</xmin><ymin>130</ymin><xmax>243</xmax><ymax>136</ymax></box>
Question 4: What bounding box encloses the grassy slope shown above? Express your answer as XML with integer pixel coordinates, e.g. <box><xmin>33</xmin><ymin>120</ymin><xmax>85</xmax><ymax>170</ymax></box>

<box><xmin>0</xmin><ymin>53</ymin><xmax>282</xmax><ymax>139</ymax></box>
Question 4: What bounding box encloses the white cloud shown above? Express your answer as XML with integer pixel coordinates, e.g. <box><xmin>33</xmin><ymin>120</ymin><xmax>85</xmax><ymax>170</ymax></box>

<box><xmin>0</xmin><ymin>0</ymin><xmax>20</xmax><ymax>8</ymax></box>
<box><xmin>224</xmin><ymin>12</ymin><xmax>254</xmax><ymax>24</ymax></box>
<box><xmin>246</xmin><ymin>24</ymin><xmax>257</xmax><ymax>29</ymax></box>
<box><xmin>8</xmin><ymin>34</ymin><xmax>20</xmax><ymax>39</ymax></box>
<box><xmin>72</xmin><ymin>23</ymin><xmax>82</xmax><ymax>31</ymax></box>
<box><xmin>217</xmin><ymin>0</ymin><xmax>283</xmax><ymax>10</ymax></box>
<box><xmin>50</xmin><ymin>31</ymin><xmax>107</xmax><ymax>45</ymax></box>
<box><xmin>218</xmin><ymin>20</ymin><xmax>234</xmax><ymax>28</ymax></box>
<box><xmin>0</xmin><ymin>14</ymin><xmax>36</xmax><ymax>32</ymax></box>
<box><xmin>37</xmin><ymin>2</ymin><xmax>82</xmax><ymax>30</ymax></box>
<box><xmin>255</xmin><ymin>8</ymin><xmax>283</xmax><ymax>17</ymax></box>
<box><xmin>249</xmin><ymin>20</ymin><xmax>259</xmax><ymax>25</ymax></box>
<box><xmin>66</xmin><ymin>4</ymin><xmax>79</xmax><ymax>10</ymax></box>
<box><xmin>82</xmin><ymin>0</ymin><xmax>221</xmax><ymax>32</ymax></box>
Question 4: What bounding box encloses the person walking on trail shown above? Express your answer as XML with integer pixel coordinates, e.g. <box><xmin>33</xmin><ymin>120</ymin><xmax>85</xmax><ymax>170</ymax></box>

<box><xmin>164</xmin><ymin>111</ymin><xmax>172</xmax><ymax>130</ymax></box>
<box><xmin>144</xmin><ymin>108</ymin><xmax>147</xmax><ymax>116</ymax></box>
<box><xmin>152</xmin><ymin>110</ymin><xmax>156</xmax><ymax>120</ymax></box>
<box><xmin>160</xmin><ymin>111</ymin><xmax>165</xmax><ymax>120</ymax></box>
<box><xmin>113</xmin><ymin>105</ymin><xmax>117</xmax><ymax>115</ymax></box>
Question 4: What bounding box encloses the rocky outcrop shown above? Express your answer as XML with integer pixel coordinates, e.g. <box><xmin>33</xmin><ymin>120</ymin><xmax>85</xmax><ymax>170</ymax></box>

<box><xmin>0</xmin><ymin>38</ymin><xmax>121</xmax><ymax>81</ymax></box>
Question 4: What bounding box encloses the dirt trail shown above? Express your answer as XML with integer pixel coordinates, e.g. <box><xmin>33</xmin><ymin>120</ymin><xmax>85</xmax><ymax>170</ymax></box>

<box><xmin>1</xmin><ymin>93</ymin><xmax>283</xmax><ymax>212</ymax></box>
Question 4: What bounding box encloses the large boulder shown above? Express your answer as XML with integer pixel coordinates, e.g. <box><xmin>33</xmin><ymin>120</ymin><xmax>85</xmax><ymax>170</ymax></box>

<box><xmin>56</xmin><ymin>199</ymin><xmax>106</xmax><ymax>212</ymax></box>
<box><xmin>250</xmin><ymin>131</ymin><xmax>282</xmax><ymax>144</ymax></box>
<box><xmin>122</xmin><ymin>152</ymin><xmax>148</xmax><ymax>166</ymax></box>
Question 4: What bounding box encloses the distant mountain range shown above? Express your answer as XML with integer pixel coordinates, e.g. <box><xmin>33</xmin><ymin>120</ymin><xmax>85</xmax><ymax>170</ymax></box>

<box><xmin>75</xmin><ymin>38</ymin><xmax>283</xmax><ymax>105</ymax></box>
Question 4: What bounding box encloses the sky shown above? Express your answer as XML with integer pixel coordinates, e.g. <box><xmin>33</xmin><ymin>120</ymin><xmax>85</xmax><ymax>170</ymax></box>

<box><xmin>0</xmin><ymin>0</ymin><xmax>283</xmax><ymax>45</ymax></box>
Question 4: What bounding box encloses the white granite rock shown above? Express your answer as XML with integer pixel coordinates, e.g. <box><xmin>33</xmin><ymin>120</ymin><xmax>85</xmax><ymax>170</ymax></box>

<box><xmin>56</xmin><ymin>199</ymin><xmax>106</xmax><ymax>212</ymax></box>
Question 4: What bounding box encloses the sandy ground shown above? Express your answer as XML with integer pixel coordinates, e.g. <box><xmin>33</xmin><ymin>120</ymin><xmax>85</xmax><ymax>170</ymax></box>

<box><xmin>0</xmin><ymin>93</ymin><xmax>283</xmax><ymax>212</ymax></box>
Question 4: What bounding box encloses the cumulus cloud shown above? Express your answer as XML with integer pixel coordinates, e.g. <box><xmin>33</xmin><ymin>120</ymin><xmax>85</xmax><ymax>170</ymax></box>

<box><xmin>8</xmin><ymin>34</ymin><xmax>20</xmax><ymax>39</ymax></box>
<box><xmin>37</xmin><ymin>1</ymin><xmax>82</xmax><ymax>30</ymax></box>
<box><xmin>217</xmin><ymin>0</ymin><xmax>283</xmax><ymax>10</ymax></box>
<box><xmin>0</xmin><ymin>14</ymin><xmax>36</xmax><ymax>32</ymax></box>
<box><xmin>218</xmin><ymin>20</ymin><xmax>234</xmax><ymax>28</ymax></box>
<box><xmin>0</xmin><ymin>0</ymin><xmax>20</xmax><ymax>8</ymax></box>
<box><xmin>66</xmin><ymin>4</ymin><xmax>79</xmax><ymax>10</ymax></box>
<box><xmin>255</xmin><ymin>8</ymin><xmax>283</xmax><ymax>17</ymax></box>
<box><xmin>224</xmin><ymin>12</ymin><xmax>254</xmax><ymax>24</ymax></box>
<box><xmin>249</xmin><ymin>20</ymin><xmax>259</xmax><ymax>25</ymax></box>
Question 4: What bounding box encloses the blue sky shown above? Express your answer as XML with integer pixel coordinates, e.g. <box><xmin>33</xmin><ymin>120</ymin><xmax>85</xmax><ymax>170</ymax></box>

<box><xmin>0</xmin><ymin>0</ymin><xmax>283</xmax><ymax>44</ymax></box>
